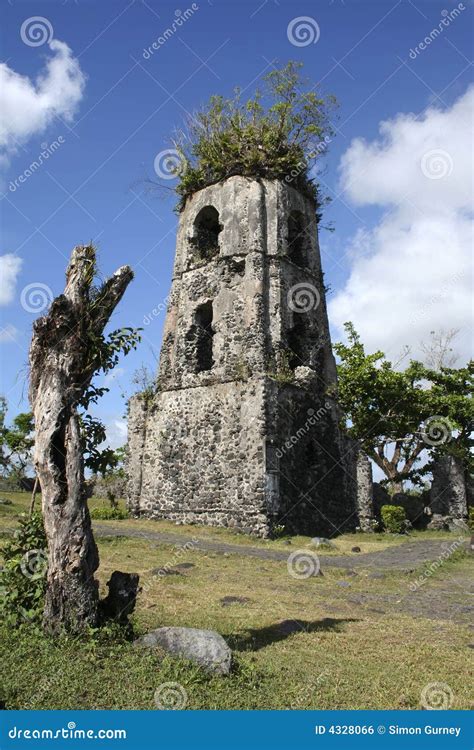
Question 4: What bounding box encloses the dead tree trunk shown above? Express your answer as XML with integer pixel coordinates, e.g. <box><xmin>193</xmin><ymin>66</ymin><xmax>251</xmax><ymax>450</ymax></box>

<box><xmin>29</xmin><ymin>476</ymin><xmax>39</xmax><ymax>517</ymax></box>
<box><xmin>29</xmin><ymin>245</ymin><xmax>133</xmax><ymax>634</ymax></box>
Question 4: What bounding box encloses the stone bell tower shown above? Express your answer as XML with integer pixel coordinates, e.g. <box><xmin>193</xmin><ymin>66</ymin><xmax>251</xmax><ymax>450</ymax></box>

<box><xmin>127</xmin><ymin>176</ymin><xmax>355</xmax><ymax>537</ymax></box>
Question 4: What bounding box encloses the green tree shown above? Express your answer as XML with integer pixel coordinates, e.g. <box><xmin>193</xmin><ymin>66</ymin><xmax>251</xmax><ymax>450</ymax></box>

<box><xmin>170</xmin><ymin>61</ymin><xmax>337</xmax><ymax>214</ymax></box>
<box><xmin>333</xmin><ymin>323</ymin><xmax>473</xmax><ymax>490</ymax></box>
<box><xmin>0</xmin><ymin>399</ymin><xmax>34</xmax><ymax>484</ymax></box>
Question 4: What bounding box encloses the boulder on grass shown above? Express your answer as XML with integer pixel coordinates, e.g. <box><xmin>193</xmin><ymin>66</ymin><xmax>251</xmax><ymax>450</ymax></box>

<box><xmin>135</xmin><ymin>627</ymin><xmax>232</xmax><ymax>675</ymax></box>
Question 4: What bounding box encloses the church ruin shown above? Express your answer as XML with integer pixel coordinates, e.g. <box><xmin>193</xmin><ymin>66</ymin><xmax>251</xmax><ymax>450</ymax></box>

<box><xmin>127</xmin><ymin>176</ymin><xmax>356</xmax><ymax>536</ymax></box>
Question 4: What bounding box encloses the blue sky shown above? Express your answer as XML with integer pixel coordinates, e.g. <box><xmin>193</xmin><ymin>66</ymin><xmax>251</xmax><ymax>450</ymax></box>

<box><xmin>1</xmin><ymin>0</ymin><xmax>472</xmax><ymax>447</ymax></box>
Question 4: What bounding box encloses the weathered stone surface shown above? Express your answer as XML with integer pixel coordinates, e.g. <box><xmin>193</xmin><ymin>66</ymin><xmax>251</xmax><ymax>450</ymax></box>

<box><xmin>135</xmin><ymin>627</ymin><xmax>232</xmax><ymax>675</ymax></box>
<box><xmin>345</xmin><ymin>442</ymin><xmax>375</xmax><ymax>531</ymax></box>
<box><xmin>431</xmin><ymin>455</ymin><xmax>468</xmax><ymax>520</ymax></box>
<box><xmin>127</xmin><ymin>177</ymin><xmax>355</xmax><ymax>537</ymax></box>
<box><xmin>427</xmin><ymin>514</ymin><xmax>451</xmax><ymax>531</ymax></box>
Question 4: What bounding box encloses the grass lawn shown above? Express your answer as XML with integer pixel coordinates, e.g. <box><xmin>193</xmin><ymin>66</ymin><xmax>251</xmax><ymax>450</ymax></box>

<box><xmin>0</xmin><ymin>492</ymin><xmax>472</xmax><ymax>710</ymax></box>
<box><xmin>0</xmin><ymin>491</ymin><xmax>460</xmax><ymax>553</ymax></box>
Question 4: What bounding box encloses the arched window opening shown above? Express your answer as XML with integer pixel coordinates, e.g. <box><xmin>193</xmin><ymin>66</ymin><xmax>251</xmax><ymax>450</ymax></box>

<box><xmin>190</xmin><ymin>206</ymin><xmax>222</xmax><ymax>263</ymax></box>
<box><xmin>287</xmin><ymin>211</ymin><xmax>309</xmax><ymax>267</ymax></box>
<box><xmin>186</xmin><ymin>301</ymin><xmax>215</xmax><ymax>373</ymax></box>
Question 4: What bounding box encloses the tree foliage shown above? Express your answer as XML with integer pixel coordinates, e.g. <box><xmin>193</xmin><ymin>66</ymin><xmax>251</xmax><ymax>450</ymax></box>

<box><xmin>333</xmin><ymin>323</ymin><xmax>473</xmax><ymax>488</ymax></box>
<box><xmin>0</xmin><ymin>513</ymin><xmax>47</xmax><ymax>626</ymax></box>
<box><xmin>170</xmin><ymin>61</ymin><xmax>337</xmax><ymax>213</ymax></box>
<box><xmin>0</xmin><ymin>399</ymin><xmax>34</xmax><ymax>482</ymax></box>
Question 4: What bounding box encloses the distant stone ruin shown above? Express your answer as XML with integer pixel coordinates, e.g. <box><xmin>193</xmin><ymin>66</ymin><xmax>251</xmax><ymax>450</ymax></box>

<box><xmin>127</xmin><ymin>176</ymin><xmax>358</xmax><ymax>537</ymax></box>
<box><xmin>428</xmin><ymin>454</ymin><xmax>469</xmax><ymax>530</ymax></box>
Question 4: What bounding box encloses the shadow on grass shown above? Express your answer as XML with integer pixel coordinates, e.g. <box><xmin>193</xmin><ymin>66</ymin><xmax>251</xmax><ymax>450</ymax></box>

<box><xmin>228</xmin><ymin>617</ymin><xmax>358</xmax><ymax>652</ymax></box>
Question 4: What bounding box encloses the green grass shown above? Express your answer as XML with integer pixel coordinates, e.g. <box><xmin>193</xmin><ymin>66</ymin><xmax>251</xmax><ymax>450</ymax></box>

<box><xmin>1</xmin><ymin>500</ymin><xmax>472</xmax><ymax>710</ymax></box>
<box><xmin>0</xmin><ymin>491</ymin><xmax>461</xmax><ymax>555</ymax></box>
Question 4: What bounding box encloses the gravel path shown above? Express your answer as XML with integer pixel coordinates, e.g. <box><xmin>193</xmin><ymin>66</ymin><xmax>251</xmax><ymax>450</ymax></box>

<box><xmin>93</xmin><ymin>524</ymin><xmax>457</xmax><ymax>571</ymax></box>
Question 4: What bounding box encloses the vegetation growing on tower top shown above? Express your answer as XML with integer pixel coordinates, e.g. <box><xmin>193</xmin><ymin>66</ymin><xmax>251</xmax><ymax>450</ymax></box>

<box><xmin>170</xmin><ymin>62</ymin><xmax>337</xmax><ymax>213</ymax></box>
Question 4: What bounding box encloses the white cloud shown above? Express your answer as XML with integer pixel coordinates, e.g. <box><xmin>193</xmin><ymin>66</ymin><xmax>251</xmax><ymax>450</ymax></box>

<box><xmin>0</xmin><ymin>39</ymin><xmax>85</xmax><ymax>167</ymax></box>
<box><xmin>330</xmin><ymin>87</ymin><xmax>474</xmax><ymax>365</ymax></box>
<box><xmin>105</xmin><ymin>419</ymin><xmax>127</xmax><ymax>450</ymax></box>
<box><xmin>0</xmin><ymin>254</ymin><xmax>23</xmax><ymax>305</ymax></box>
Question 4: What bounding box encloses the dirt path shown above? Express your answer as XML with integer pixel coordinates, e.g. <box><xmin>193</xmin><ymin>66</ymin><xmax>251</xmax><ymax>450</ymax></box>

<box><xmin>93</xmin><ymin>523</ymin><xmax>459</xmax><ymax>571</ymax></box>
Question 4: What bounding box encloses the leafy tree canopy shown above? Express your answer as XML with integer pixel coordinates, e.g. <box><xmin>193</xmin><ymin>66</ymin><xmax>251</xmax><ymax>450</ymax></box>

<box><xmin>0</xmin><ymin>398</ymin><xmax>34</xmax><ymax>481</ymax></box>
<box><xmin>333</xmin><ymin>323</ymin><xmax>473</xmax><ymax>488</ymax></box>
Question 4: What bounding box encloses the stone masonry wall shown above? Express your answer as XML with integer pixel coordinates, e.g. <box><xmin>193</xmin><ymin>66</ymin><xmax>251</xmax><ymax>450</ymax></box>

<box><xmin>127</xmin><ymin>176</ymin><xmax>356</xmax><ymax>536</ymax></box>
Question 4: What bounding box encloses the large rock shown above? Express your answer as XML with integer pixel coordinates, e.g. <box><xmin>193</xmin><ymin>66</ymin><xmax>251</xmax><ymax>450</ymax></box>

<box><xmin>135</xmin><ymin>627</ymin><xmax>232</xmax><ymax>675</ymax></box>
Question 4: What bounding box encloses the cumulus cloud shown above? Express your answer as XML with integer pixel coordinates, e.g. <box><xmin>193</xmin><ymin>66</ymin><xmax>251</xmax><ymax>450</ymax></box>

<box><xmin>0</xmin><ymin>254</ymin><xmax>23</xmax><ymax>305</ymax></box>
<box><xmin>0</xmin><ymin>39</ymin><xmax>85</xmax><ymax>167</ymax></box>
<box><xmin>105</xmin><ymin>418</ymin><xmax>127</xmax><ymax>450</ymax></box>
<box><xmin>329</xmin><ymin>86</ymin><xmax>473</xmax><ymax>365</ymax></box>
